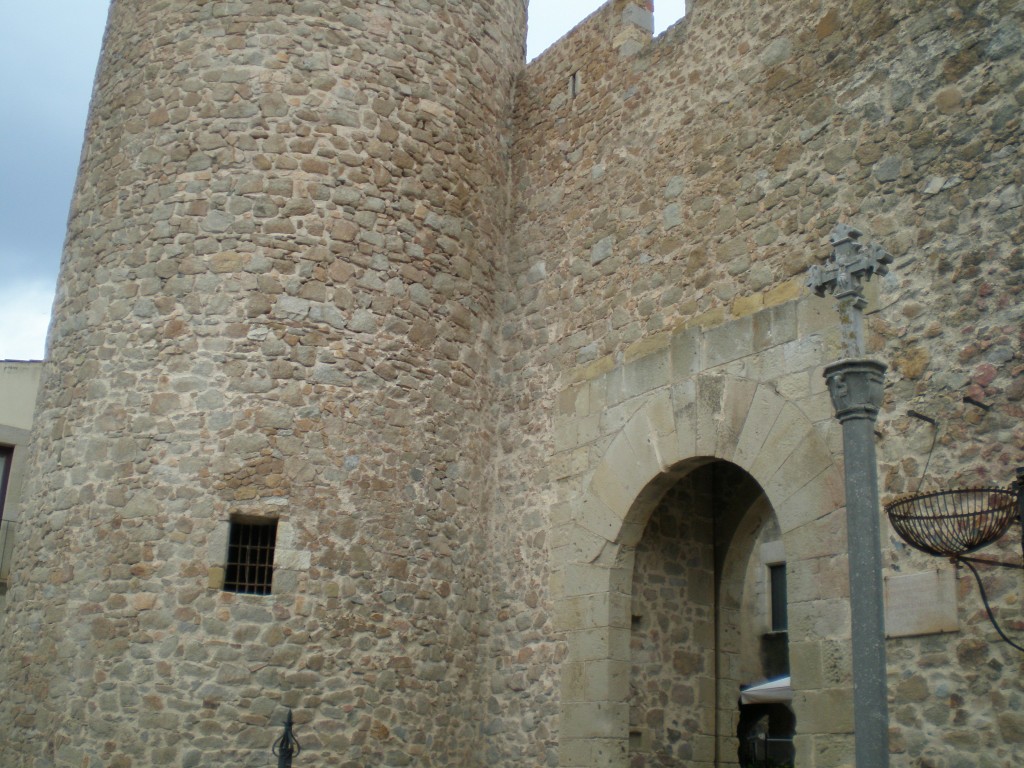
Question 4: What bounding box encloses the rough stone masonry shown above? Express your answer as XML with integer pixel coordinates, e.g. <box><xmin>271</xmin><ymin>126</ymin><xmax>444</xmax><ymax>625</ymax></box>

<box><xmin>0</xmin><ymin>1</ymin><xmax>1021</xmax><ymax>767</ymax></box>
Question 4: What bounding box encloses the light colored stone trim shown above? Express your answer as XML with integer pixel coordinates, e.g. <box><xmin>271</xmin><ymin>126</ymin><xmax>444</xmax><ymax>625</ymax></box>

<box><xmin>207</xmin><ymin>515</ymin><xmax>308</xmax><ymax>593</ymax></box>
<box><xmin>0</xmin><ymin>424</ymin><xmax>32</xmax><ymax>526</ymax></box>
<box><xmin>552</xmin><ymin>342</ymin><xmax>849</xmax><ymax>766</ymax></box>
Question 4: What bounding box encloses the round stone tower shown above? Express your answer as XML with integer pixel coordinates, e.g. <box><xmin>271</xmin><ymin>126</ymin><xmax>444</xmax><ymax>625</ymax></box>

<box><xmin>0</xmin><ymin>0</ymin><xmax>526</xmax><ymax>765</ymax></box>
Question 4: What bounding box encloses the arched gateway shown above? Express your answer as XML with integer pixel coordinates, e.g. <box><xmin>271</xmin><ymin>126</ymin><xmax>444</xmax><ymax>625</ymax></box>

<box><xmin>552</xmin><ymin>373</ymin><xmax>850</xmax><ymax>767</ymax></box>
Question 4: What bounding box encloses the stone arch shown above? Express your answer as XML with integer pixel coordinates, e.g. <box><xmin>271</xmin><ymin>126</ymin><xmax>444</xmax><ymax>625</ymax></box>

<box><xmin>554</xmin><ymin>373</ymin><xmax>848</xmax><ymax>768</ymax></box>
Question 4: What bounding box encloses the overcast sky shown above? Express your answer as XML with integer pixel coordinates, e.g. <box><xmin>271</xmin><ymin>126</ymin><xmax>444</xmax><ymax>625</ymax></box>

<box><xmin>0</xmin><ymin>1</ymin><xmax>684</xmax><ymax>361</ymax></box>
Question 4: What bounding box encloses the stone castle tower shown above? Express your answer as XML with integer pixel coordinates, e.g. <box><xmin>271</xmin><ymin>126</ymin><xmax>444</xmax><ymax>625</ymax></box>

<box><xmin>0</xmin><ymin>0</ymin><xmax>528</xmax><ymax>765</ymax></box>
<box><xmin>2</xmin><ymin>1</ymin><xmax>1022</xmax><ymax>767</ymax></box>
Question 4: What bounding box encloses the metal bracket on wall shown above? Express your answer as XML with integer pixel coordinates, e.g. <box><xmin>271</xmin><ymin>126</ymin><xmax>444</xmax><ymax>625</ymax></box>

<box><xmin>886</xmin><ymin>468</ymin><xmax>1024</xmax><ymax>653</ymax></box>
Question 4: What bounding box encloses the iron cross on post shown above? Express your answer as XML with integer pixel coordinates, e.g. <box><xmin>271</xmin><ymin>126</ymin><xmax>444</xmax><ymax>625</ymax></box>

<box><xmin>807</xmin><ymin>223</ymin><xmax>893</xmax><ymax>358</ymax></box>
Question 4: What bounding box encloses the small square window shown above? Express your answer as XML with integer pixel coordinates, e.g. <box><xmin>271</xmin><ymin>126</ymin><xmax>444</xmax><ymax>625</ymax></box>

<box><xmin>223</xmin><ymin>517</ymin><xmax>277</xmax><ymax>595</ymax></box>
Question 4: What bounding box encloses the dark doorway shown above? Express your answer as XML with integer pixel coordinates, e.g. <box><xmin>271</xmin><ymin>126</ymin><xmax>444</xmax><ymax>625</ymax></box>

<box><xmin>627</xmin><ymin>461</ymin><xmax>793</xmax><ymax>766</ymax></box>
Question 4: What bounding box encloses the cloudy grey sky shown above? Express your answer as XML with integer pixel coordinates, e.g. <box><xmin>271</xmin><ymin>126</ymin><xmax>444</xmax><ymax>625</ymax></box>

<box><xmin>0</xmin><ymin>1</ymin><xmax>684</xmax><ymax>361</ymax></box>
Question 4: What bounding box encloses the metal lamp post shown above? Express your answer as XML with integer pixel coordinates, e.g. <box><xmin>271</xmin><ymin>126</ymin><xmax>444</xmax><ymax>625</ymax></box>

<box><xmin>808</xmin><ymin>224</ymin><xmax>893</xmax><ymax>768</ymax></box>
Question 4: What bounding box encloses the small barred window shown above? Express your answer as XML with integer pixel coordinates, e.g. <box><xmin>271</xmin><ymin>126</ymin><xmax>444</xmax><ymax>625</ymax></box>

<box><xmin>223</xmin><ymin>517</ymin><xmax>277</xmax><ymax>595</ymax></box>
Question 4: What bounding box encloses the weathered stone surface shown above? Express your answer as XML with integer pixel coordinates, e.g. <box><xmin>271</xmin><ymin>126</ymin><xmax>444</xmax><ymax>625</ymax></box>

<box><xmin>0</xmin><ymin>0</ymin><xmax>531</xmax><ymax>766</ymax></box>
<box><xmin>2</xmin><ymin>1</ymin><xmax>1023</xmax><ymax>768</ymax></box>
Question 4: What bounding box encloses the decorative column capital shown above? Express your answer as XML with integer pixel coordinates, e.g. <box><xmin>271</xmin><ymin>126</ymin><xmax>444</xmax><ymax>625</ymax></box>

<box><xmin>823</xmin><ymin>358</ymin><xmax>887</xmax><ymax>424</ymax></box>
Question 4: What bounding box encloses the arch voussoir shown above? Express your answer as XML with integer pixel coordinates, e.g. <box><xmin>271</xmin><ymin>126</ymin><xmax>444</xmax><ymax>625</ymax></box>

<box><xmin>733</xmin><ymin>383</ymin><xmax>787</xmax><ymax>469</ymax></box>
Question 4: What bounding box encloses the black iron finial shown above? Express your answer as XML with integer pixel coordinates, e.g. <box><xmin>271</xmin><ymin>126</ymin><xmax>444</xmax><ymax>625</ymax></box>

<box><xmin>273</xmin><ymin>709</ymin><xmax>301</xmax><ymax>768</ymax></box>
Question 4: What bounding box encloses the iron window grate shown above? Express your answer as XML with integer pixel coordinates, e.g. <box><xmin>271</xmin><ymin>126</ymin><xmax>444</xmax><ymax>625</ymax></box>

<box><xmin>223</xmin><ymin>517</ymin><xmax>277</xmax><ymax>595</ymax></box>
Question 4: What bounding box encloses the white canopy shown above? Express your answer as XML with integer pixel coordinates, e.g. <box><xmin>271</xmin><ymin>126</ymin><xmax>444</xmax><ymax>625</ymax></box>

<box><xmin>739</xmin><ymin>676</ymin><xmax>793</xmax><ymax>705</ymax></box>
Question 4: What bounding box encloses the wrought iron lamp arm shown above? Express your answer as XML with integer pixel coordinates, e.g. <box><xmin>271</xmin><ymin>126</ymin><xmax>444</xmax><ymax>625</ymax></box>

<box><xmin>956</xmin><ymin>556</ymin><xmax>1024</xmax><ymax>654</ymax></box>
<box><xmin>886</xmin><ymin>468</ymin><xmax>1024</xmax><ymax>655</ymax></box>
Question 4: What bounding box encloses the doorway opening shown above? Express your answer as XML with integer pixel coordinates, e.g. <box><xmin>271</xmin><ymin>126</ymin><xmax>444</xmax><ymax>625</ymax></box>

<box><xmin>627</xmin><ymin>460</ymin><xmax>794</xmax><ymax>767</ymax></box>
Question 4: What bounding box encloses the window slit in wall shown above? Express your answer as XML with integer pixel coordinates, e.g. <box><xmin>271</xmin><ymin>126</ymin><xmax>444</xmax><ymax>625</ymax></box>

<box><xmin>769</xmin><ymin>562</ymin><xmax>788</xmax><ymax>632</ymax></box>
<box><xmin>0</xmin><ymin>445</ymin><xmax>12</xmax><ymax>522</ymax></box>
<box><xmin>569</xmin><ymin>70</ymin><xmax>580</xmax><ymax>99</ymax></box>
<box><xmin>0</xmin><ymin>445</ymin><xmax>13</xmax><ymax>586</ymax></box>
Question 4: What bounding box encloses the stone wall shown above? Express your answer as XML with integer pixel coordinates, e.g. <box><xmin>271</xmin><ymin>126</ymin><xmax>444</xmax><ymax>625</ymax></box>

<box><xmin>505</xmin><ymin>0</ymin><xmax>1022</xmax><ymax>766</ymax></box>
<box><xmin>629</xmin><ymin>476</ymin><xmax>716</xmax><ymax>768</ymax></box>
<box><xmin>0</xmin><ymin>0</ymin><xmax>1021</xmax><ymax>766</ymax></box>
<box><xmin>0</xmin><ymin>1</ymin><xmax>527</xmax><ymax>766</ymax></box>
